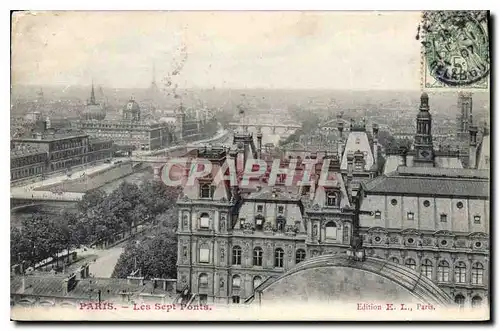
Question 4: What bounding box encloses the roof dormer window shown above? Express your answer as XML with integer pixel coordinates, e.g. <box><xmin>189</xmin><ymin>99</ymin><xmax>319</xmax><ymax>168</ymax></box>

<box><xmin>326</xmin><ymin>190</ymin><xmax>338</xmax><ymax>207</ymax></box>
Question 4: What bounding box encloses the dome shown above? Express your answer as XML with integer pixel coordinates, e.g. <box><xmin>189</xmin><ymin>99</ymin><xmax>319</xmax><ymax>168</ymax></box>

<box><xmin>123</xmin><ymin>99</ymin><xmax>140</xmax><ymax>112</ymax></box>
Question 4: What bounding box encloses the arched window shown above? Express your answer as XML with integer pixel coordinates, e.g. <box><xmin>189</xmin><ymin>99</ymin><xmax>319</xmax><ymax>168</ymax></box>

<box><xmin>390</xmin><ymin>257</ymin><xmax>399</xmax><ymax>264</ymax></box>
<box><xmin>200</xmin><ymin>183</ymin><xmax>211</xmax><ymax>198</ymax></box>
<box><xmin>472</xmin><ymin>262</ymin><xmax>484</xmax><ymax>285</ymax></box>
<box><xmin>232</xmin><ymin>275</ymin><xmax>241</xmax><ymax>288</ymax></box>
<box><xmin>199</xmin><ymin>213</ymin><xmax>210</xmax><ymax>228</ymax></box>
<box><xmin>421</xmin><ymin>259</ymin><xmax>433</xmax><ymax>279</ymax></box>
<box><xmin>437</xmin><ymin>260</ymin><xmax>450</xmax><ymax>282</ymax></box>
<box><xmin>405</xmin><ymin>258</ymin><xmax>416</xmax><ymax>270</ymax></box>
<box><xmin>253</xmin><ymin>247</ymin><xmax>263</xmax><ymax>266</ymax></box>
<box><xmin>232</xmin><ymin>246</ymin><xmax>242</xmax><ymax>265</ymax></box>
<box><xmin>471</xmin><ymin>296</ymin><xmax>483</xmax><ymax>309</ymax></box>
<box><xmin>275</xmin><ymin>248</ymin><xmax>284</xmax><ymax>268</ymax></box>
<box><xmin>455</xmin><ymin>261</ymin><xmax>467</xmax><ymax>283</ymax></box>
<box><xmin>295</xmin><ymin>249</ymin><xmax>306</xmax><ymax>264</ymax></box>
<box><xmin>199</xmin><ymin>273</ymin><xmax>208</xmax><ymax>287</ymax></box>
<box><xmin>455</xmin><ymin>294</ymin><xmax>465</xmax><ymax>309</ymax></box>
<box><xmin>326</xmin><ymin>191</ymin><xmax>337</xmax><ymax>207</ymax></box>
<box><xmin>253</xmin><ymin>276</ymin><xmax>262</xmax><ymax>291</ymax></box>
<box><xmin>325</xmin><ymin>222</ymin><xmax>337</xmax><ymax>240</ymax></box>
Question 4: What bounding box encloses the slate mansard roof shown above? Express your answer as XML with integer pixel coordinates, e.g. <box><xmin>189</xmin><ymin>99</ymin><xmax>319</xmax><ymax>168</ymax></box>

<box><xmin>362</xmin><ymin>166</ymin><xmax>489</xmax><ymax>198</ymax></box>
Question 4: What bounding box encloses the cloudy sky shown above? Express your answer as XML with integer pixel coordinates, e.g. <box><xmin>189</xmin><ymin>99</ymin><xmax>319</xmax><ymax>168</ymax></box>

<box><xmin>12</xmin><ymin>11</ymin><xmax>423</xmax><ymax>90</ymax></box>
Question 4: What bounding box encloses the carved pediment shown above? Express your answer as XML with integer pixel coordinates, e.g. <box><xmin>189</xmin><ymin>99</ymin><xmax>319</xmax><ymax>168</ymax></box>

<box><xmin>434</xmin><ymin>230</ymin><xmax>455</xmax><ymax>237</ymax></box>
<box><xmin>367</xmin><ymin>227</ymin><xmax>388</xmax><ymax>234</ymax></box>
<box><xmin>400</xmin><ymin>228</ymin><xmax>421</xmax><ymax>236</ymax></box>
<box><xmin>468</xmin><ymin>232</ymin><xmax>488</xmax><ymax>239</ymax></box>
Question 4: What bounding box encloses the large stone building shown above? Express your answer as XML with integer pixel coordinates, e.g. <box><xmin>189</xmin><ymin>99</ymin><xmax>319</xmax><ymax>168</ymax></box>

<box><xmin>174</xmin><ymin>92</ymin><xmax>489</xmax><ymax>309</ymax></box>
<box><xmin>77</xmin><ymin>96</ymin><xmax>173</xmax><ymax>151</ymax></box>
<box><xmin>358</xmin><ymin>166</ymin><xmax>489</xmax><ymax>309</ymax></box>
<box><xmin>10</xmin><ymin>118</ymin><xmax>113</xmax><ymax>183</ymax></box>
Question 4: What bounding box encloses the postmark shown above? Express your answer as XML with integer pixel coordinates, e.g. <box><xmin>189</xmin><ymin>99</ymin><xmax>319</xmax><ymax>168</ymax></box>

<box><xmin>419</xmin><ymin>11</ymin><xmax>490</xmax><ymax>90</ymax></box>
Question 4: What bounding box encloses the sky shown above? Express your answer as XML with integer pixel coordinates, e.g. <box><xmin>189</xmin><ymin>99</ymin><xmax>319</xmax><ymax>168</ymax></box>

<box><xmin>11</xmin><ymin>11</ymin><xmax>424</xmax><ymax>90</ymax></box>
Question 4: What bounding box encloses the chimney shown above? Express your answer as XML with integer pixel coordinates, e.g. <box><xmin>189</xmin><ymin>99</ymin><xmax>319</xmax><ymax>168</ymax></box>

<box><xmin>372</xmin><ymin>124</ymin><xmax>379</xmax><ymax>170</ymax></box>
<box><xmin>400</xmin><ymin>146</ymin><xmax>408</xmax><ymax>167</ymax></box>
<box><xmin>256</xmin><ymin>128</ymin><xmax>263</xmax><ymax>159</ymax></box>
<box><xmin>469</xmin><ymin>126</ymin><xmax>478</xmax><ymax>169</ymax></box>
<box><xmin>63</xmin><ymin>273</ymin><xmax>77</xmax><ymax>295</ymax></box>
<box><xmin>347</xmin><ymin>152</ymin><xmax>354</xmax><ymax>179</ymax></box>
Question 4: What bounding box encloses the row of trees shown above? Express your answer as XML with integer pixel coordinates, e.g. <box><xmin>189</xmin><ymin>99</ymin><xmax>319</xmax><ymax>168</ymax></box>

<box><xmin>11</xmin><ymin>180</ymin><xmax>181</xmax><ymax>270</ymax></box>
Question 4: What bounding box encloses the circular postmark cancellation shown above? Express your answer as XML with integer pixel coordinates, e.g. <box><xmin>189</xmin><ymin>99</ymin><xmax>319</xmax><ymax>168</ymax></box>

<box><xmin>421</xmin><ymin>11</ymin><xmax>490</xmax><ymax>87</ymax></box>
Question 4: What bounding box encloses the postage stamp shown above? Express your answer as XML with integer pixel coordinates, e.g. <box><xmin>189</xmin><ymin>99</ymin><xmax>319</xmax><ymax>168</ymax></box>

<box><xmin>419</xmin><ymin>11</ymin><xmax>490</xmax><ymax>90</ymax></box>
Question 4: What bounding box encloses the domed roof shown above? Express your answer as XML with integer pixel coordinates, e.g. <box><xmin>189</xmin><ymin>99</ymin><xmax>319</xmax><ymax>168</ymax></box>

<box><xmin>123</xmin><ymin>99</ymin><xmax>140</xmax><ymax>112</ymax></box>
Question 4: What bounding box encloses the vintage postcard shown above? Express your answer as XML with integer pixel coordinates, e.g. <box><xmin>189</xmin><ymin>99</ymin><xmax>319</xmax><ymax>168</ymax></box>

<box><xmin>10</xmin><ymin>10</ymin><xmax>490</xmax><ymax>321</ymax></box>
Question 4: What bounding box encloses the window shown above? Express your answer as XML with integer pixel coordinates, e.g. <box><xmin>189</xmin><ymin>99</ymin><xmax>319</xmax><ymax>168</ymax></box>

<box><xmin>253</xmin><ymin>247</ymin><xmax>263</xmax><ymax>266</ymax></box>
<box><xmin>232</xmin><ymin>296</ymin><xmax>240</xmax><ymax>304</ymax></box>
<box><xmin>199</xmin><ymin>246</ymin><xmax>210</xmax><ymax>263</ymax></box>
<box><xmin>325</xmin><ymin>222</ymin><xmax>337</xmax><ymax>240</ymax></box>
<box><xmin>391</xmin><ymin>199</ymin><xmax>398</xmax><ymax>206</ymax></box>
<box><xmin>374</xmin><ymin>210</ymin><xmax>381</xmax><ymax>219</ymax></box>
<box><xmin>407</xmin><ymin>212</ymin><xmax>414</xmax><ymax>221</ymax></box>
<box><xmin>407</xmin><ymin>238</ymin><xmax>414</xmax><ymax>244</ymax></box>
<box><xmin>253</xmin><ymin>276</ymin><xmax>262</xmax><ymax>291</ymax></box>
<box><xmin>199</xmin><ymin>213</ymin><xmax>210</xmax><ymax>228</ymax></box>
<box><xmin>437</xmin><ymin>261</ymin><xmax>450</xmax><ymax>282</ymax></box>
<box><xmin>421</xmin><ymin>259</ymin><xmax>433</xmax><ymax>279</ymax></box>
<box><xmin>423</xmin><ymin>200</ymin><xmax>430</xmax><ymax>207</ymax></box>
<box><xmin>278</xmin><ymin>206</ymin><xmax>284</xmax><ymax>214</ymax></box>
<box><xmin>455</xmin><ymin>261</ymin><xmax>467</xmax><ymax>283</ymax></box>
<box><xmin>200</xmin><ymin>184</ymin><xmax>212</xmax><ymax>198</ymax></box>
<box><xmin>199</xmin><ymin>273</ymin><xmax>208</xmax><ymax>287</ymax></box>
<box><xmin>440</xmin><ymin>214</ymin><xmax>448</xmax><ymax>223</ymax></box>
<box><xmin>232</xmin><ymin>275</ymin><xmax>241</xmax><ymax>288</ymax></box>
<box><xmin>405</xmin><ymin>258</ymin><xmax>416</xmax><ymax>270</ymax></box>
<box><xmin>475</xmin><ymin>241</ymin><xmax>482</xmax><ymax>248</ymax></box>
<box><xmin>302</xmin><ymin>186</ymin><xmax>310</xmax><ymax>195</ymax></box>
<box><xmin>275</xmin><ymin>248</ymin><xmax>284</xmax><ymax>268</ymax></box>
<box><xmin>474</xmin><ymin>215</ymin><xmax>481</xmax><ymax>224</ymax></box>
<box><xmin>472</xmin><ymin>262</ymin><xmax>484</xmax><ymax>285</ymax></box>
<box><xmin>355</xmin><ymin>163</ymin><xmax>363</xmax><ymax>171</ymax></box>
<box><xmin>390</xmin><ymin>257</ymin><xmax>399</xmax><ymax>264</ymax></box>
<box><xmin>472</xmin><ymin>296</ymin><xmax>483</xmax><ymax>309</ymax></box>
<box><xmin>326</xmin><ymin>191</ymin><xmax>337</xmax><ymax>207</ymax></box>
<box><xmin>441</xmin><ymin>240</ymin><xmax>448</xmax><ymax>246</ymax></box>
<box><xmin>295</xmin><ymin>249</ymin><xmax>306</xmax><ymax>264</ymax></box>
<box><xmin>239</xmin><ymin>218</ymin><xmax>246</xmax><ymax>228</ymax></box>
<box><xmin>232</xmin><ymin>246</ymin><xmax>242</xmax><ymax>265</ymax></box>
<box><xmin>257</xmin><ymin>205</ymin><xmax>263</xmax><ymax>213</ymax></box>
<box><xmin>457</xmin><ymin>201</ymin><xmax>464</xmax><ymax>209</ymax></box>
<box><xmin>455</xmin><ymin>294</ymin><xmax>465</xmax><ymax>309</ymax></box>
<box><xmin>255</xmin><ymin>216</ymin><xmax>264</xmax><ymax>229</ymax></box>
<box><xmin>374</xmin><ymin>236</ymin><xmax>381</xmax><ymax>243</ymax></box>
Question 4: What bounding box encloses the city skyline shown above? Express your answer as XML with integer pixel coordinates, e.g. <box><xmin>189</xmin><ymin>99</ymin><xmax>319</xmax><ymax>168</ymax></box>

<box><xmin>12</xmin><ymin>11</ymin><xmax>424</xmax><ymax>90</ymax></box>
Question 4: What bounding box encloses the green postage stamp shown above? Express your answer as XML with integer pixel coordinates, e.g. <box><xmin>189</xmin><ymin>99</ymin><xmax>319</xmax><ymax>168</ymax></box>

<box><xmin>419</xmin><ymin>11</ymin><xmax>490</xmax><ymax>91</ymax></box>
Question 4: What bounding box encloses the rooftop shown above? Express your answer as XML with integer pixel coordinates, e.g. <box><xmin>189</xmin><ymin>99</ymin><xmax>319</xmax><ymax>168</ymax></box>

<box><xmin>11</xmin><ymin>275</ymin><xmax>172</xmax><ymax>300</ymax></box>
<box><xmin>363</xmin><ymin>166</ymin><xmax>489</xmax><ymax>198</ymax></box>
<box><xmin>11</xmin><ymin>144</ymin><xmax>46</xmax><ymax>158</ymax></box>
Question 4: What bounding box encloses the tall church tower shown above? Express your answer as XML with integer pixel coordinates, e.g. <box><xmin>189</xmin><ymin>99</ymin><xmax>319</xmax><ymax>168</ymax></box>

<box><xmin>413</xmin><ymin>92</ymin><xmax>434</xmax><ymax>167</ymax></box>
<box><xmin>456</xmin><ymin>92</ymin><xmax>473</xmax><ymax>141</ymax></box>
